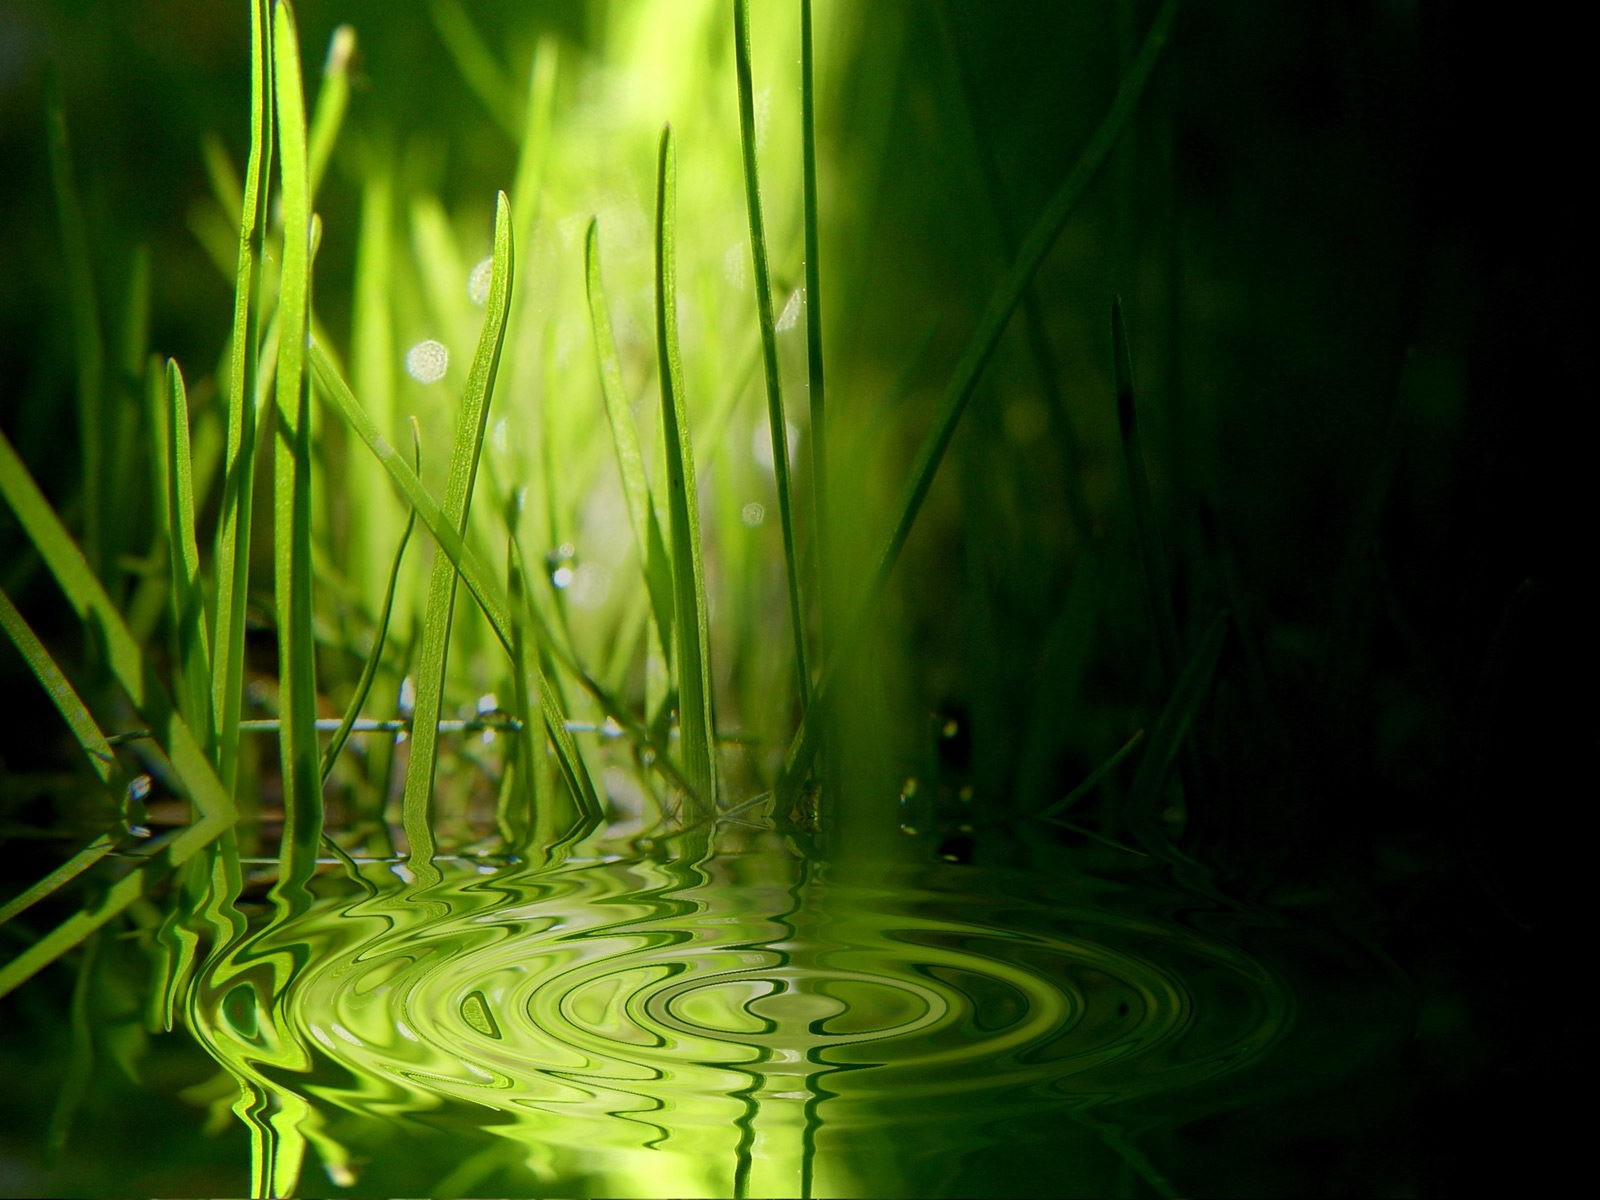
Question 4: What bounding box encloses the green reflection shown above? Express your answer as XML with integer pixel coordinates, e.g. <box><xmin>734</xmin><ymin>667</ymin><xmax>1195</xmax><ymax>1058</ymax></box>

<box><xmin>186</xmin><ymin>845</ymin><xmax>1290</xmax><ymax>1197</ymax></box>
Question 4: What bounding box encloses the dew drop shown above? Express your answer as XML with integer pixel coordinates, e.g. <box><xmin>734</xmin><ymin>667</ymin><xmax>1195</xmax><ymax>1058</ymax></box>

<box><xmin>467</xmin><ymin>256</ymin><xmax>494</xmax><ymax>306</ymax></box>
<box><xmin>741</xmin><ymin>501</ymin><xmax>766</xmax><ymax>527</ymax></box>
<box><xmin>404</xmin><ymin>339</ymin><xmax>449</xmax><ymax>384</ymax></box>
<box><xmin>775</xmin><ymin>286</ymin><xmax>804</xmax><ymax>333</ymax></box>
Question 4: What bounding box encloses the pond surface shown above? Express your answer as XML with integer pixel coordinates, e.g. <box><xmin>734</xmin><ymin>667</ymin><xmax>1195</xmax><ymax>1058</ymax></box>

<box><xmin>2</xmin><ymin>842</ymin><xmax>1412</xmax><ymax>1197</ymax></box>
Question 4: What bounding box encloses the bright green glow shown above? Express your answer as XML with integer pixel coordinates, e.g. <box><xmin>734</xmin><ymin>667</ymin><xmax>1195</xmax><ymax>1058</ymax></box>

<box><xmin>187</xmin><ymin>853</ymin><xmax>1288</xmax><ymax>1197</ymax></box>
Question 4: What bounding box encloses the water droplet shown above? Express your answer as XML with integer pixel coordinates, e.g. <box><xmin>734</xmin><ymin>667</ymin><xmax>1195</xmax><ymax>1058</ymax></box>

<box><xmin>476</xmin><ymin>692</ymin><xmax>500</xmax><ymax>717</ymax></box>
<box><xmin>404</xmin><ymin>339</ymin><xmax>449</xmax><ymax>384</ymax></box>
<box><xmin>467</xmin><ymin>256</ymin><xmax>494</xmax><ymax>306</ymax></box>
<box><xmin>398</xmin><ymin>676</ymin><xmax>416</xmax><ymax>715</ymax></box>
<box><xmin>491</xmin><ymin>416</ymin><xmax>509</xmax><ymax>455</ymax></box>
<box><xmin>741</xmin><ymin>501</ymin><xmax>766</xmax><ymax>527</ymax></box>
<box><xmin>775</xmin><ymin>286</ymin><xmax>804</xmax><ymax>333</ymax></box>
<box><xmin>126</xmin><ymin>774</ymin><xmax>153</xmax><ymax>803</ymax></box>
<box><xmin>547</xmin><ymin>542</ymin><xmax>577</xmax><ymax>589</ymax></box>
<box><xmin>752</xmin><ymin>421</ymin><xmax>801</xmax><ymax>472</ymax></box>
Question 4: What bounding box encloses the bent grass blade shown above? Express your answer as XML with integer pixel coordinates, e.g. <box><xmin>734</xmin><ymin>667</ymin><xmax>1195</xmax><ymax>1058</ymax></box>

<box><xmin>400</xmin><ymin>191</ymin><xmax>513</xmax><ymax>871</ymax></box>
<box><xmin>163</xmin><ymin>360</ymin><xmax>215</xmax><ymax>752</ymax></box>
<box><xmin>778</xmin><ymin>0</ymin><xmax>1182</xmax><ymax>801</ymax></box>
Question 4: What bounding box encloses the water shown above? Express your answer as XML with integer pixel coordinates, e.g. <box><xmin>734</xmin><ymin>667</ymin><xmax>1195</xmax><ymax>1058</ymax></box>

<box><xmin>167</xmin><ymin>843</ymin><xmax>1348</xmax><ymax>1198</ymax></box>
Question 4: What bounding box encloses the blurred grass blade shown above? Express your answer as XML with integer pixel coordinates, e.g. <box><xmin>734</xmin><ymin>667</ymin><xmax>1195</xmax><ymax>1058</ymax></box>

<box><xmin>310</xmin><ymin>343</ymin><xmax>604</xmax><ymax>817</ymax></box>
<box><xmin>1113</xmin><ymin>297</ymin><xmax>1181</xmax><ymax>686</ymax></box>
<box><xmin>503</xmin><ymin>526</ymin><xmax>546</xmax><ymax>854</ymax></box>
<box><xmin>43</xmin><ymin>934</ymin><xmax>98</xmax><ymax>1167</ymax></box>
<box><xmin>655</xmin><ymin>125</ymin><xmax>718</xmax><ymax>813</ymax></box>
<box><xmin>0</xmin><ymin>834</ymin><xmax>116</xmax><ymax>929</ymax></box>
<box><xmin>45</xmin><ymin>65</ymin><xmax>106</xmax><ymax>581</ymax></box>
<box><xmin>779</xmin><ymin>0</ymin><xmax>1180</xmax><ymax>799</ymax></box>
<box><xmin>1040</xmin><ymin>728</ymin><xmax>1145</xmax><ymax>819</ymax></box>
<box><xmin>800</xmin><ymin>0</ymin><xmax>829</xmax><ymax>656</ymax></box>
<box><xmin>1126</xmin><ymin>609</ymin><xmax>1228</xmax><ymax>850</ymax></box>
<box><xmin>0</xmin><ymin>588</ymin><xmax>120</xmax><ymax>791</ymax></box>
<box><xmin>510</xmin><ymin>35</ymin><xmax>560</xmax><ymax>241</ymax></box>
<box><xmin>0</xmin><ymin>430</ymin><xmax>233</xmax><ymax>827</ymax></box>
<box><xmin>163</xmin><ymin>360</ymin><xmax>215</xmax><ymax>752</ymax></box>
<box><xmin>319</xmin><ymin>435</ymin><xmax>418</xmax><ymax>783</ymax></box>
<box><xmin>401</xmin><ymin>191</ymin><xmax>514</xmax><ymax>871</ymax></box>
<box><xmin>429</xmin><ymin>0</ymin><xmax>519</xmax><ymax>139</ymax></box>
<box><xmin>584</xmin><ymin>218</ymin><xmax>673</xmax><ymax>660</ymax></box>
<box><xmin>272</xmin><ymin>0</ymin><xmax>322</xmax><ymax>895</ymax></box>
<box><xmin>307</xmin><ymin>25</ymin><xmax>354</xmax><ymax>200</ymax></box>
<box><xmin>735</xmin><ymin>0</ymin><xmax>810</xmax><ymax>711</ymax></box>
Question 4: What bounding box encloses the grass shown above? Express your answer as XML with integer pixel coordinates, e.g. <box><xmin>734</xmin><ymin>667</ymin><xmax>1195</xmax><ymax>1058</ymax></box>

<box><xmin>0</xmin><ymin>0</ymin><xmax>1209</xmax><ymax>1010</ymax></box>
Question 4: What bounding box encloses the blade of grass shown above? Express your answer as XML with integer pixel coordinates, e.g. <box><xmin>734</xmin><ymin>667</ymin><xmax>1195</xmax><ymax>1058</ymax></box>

<box><xmin>310</xmin><ymin>343</ymin><xmax>608</xmax><ymax>816</ymax></box>
<box><xmin>319</xmin><ymin>427</ymin><xmax>419</xmax><ymax>784</ymax></box>
<box><xmin>800</xmin><ymin>0</ymin><xmax>829</xmax><ymax>660</ymax></box>
<box><xmin>584</xmin><ymin>218</ymin><xmax>674</xmax><ymax>661</ymax></box>
<box><xmin>734</xmin><ymin>0</ymin><xmax>810</xmax><ymax>712</ymax></box>
<box><xmin>42</xmin><ymin>933</ymin><xmax>98</xmax><ymax>1167</ymax></box>
<box><xmin>0</xmin><ymin>588</ymin><xmax>120</xmax><ymax>791</ymax></box>
<box><xmin>1125</xmin><ymin>608</ymin><xmax>1228</xmax><ymax>854</ymax></box>
<box><xmin>1112</xmin><ymin>296</ymin><xmax>1181</xmax><ymax>686</ymax></box>
<box><xmin>428</xmin><ymin>0</ymin><xmax>519</xmax><ymax>140</ymax></box>
<box><xmin>45</xmin><ymin>65</ymin><xmax>106</xmax><ymax>581</ymax></box>
<box><xmin>778</xmin><ymin>0</ymin><xmax>1181</xmax><ymax>800</ymax></box>
<box><xmin>503</xmin><ymin>525</ymin><xmax>546</xmax><ymax>854</ymax></box>
<box><xmin>0</xmin><ymin>431</ymin><xmax>233</xmax><ymax>827</ymax></box>
<box><xmin>510</xmin><ymin>35</ymin><xmax>560</xmax><ymax>243</ymax></box>
<box><xmin>271</xmin><ymin>0</ymin><xmax>321</xmax><ymax>896</ymax></box>
<box><xmin>655</xmin><ymin>125</ymin><xmax>718</xmax><ymax>813</ymax></box>
<box><xmin>307</xmin><ymin>25</ymin><xmax>354</xmax><ymax>200</ymax></box>
<box><xmin>1040</xmin><ymin>728</ymin><xmax>1146</xmax><ymax>819</ymax></box>
<box><xmin>163</xmin><ymin>360</ymin><xmax>215</xmax><ymax>753</ymax></box>
<box><xmin>0</xmin><ymin>835</ymin><xmax>116</xmax><ymax>929</ymax></box>
<box><xmin>400</xmin><ymin>191</ymin><xmax>514</xmax><ymax>871</ymax></box>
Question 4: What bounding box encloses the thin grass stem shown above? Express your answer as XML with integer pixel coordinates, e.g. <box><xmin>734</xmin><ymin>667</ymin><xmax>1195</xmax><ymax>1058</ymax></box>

<box><xmin>734</xmin><ymin>0</ymin><xmax>810</xmax><ymax>712</ymax></box>
<box><xmin>163</xmin><ymin>360</ymin><xmax>215</xmax><ymax>753</ymax></box>
<box><xmin>654</xmin><ymin>125</ymin><xmax>718</xmax><ymax>813</ymax></box>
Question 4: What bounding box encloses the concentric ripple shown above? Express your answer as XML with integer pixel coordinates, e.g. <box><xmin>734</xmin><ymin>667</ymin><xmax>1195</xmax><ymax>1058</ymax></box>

<box><xmin>187</xmin><ymin>855</ymin><xmax>1290</xmax><ymax>1196</ymax></box>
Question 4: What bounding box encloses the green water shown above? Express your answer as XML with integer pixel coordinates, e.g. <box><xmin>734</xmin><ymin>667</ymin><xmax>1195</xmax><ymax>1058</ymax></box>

<box><xmin>159</xmin><ymin>838</ymin><xmax>1365</xmax><ymax>1198</ymax></box>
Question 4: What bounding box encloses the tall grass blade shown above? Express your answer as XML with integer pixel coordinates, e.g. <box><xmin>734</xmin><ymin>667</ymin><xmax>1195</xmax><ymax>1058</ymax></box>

<box><xmin>307</xmin><ymin>25</ymin><xmax>354</xmax><ymax>200</ymax></box>
<box><xmin>655</xmin><ymin>125</ymin><xmax>718</xmax><ymax>812</ymax></box>
<box><xmin>800</xmin><ymin>0</ymin><xmax>829</xmax><ymax>657</ymax></box>
<box><xmin>1040</xmin><ymin>728</ymin><xmax>1145</xmax><ymax>819</ymax></box>
<box><xmin>510</xmin><ymin>35</ymin><xmax>560</xmax><ymax>241</ymax></box>
<box><xmin>734</xmin><ymin>0</ymin><xmax>810</xmax><ymax>711</ymax></box>
<box><xmin>163</xmin><ymin>360</ymin><xmax>215</xmax><ymax>752</ymax></box>
<box><xmin>0</xmin><ymin>588</ymin><xmax>119</xmax><ymax>790</ymax></box>
<box><xmin>1125</xmin><ymin>608</ymin><xmax>1228</xmax><ymax>852</ymax></box>
<box><xmin>310</xmin><ymin>344</ymin><xmax>604</xmax><ymax>816</ymax></box>
<box><xmin>429</xmin><ymin>0</ymin><xmax>519</xmax><ymax>139</ymax></box>
<box><xmin>779</xmin><ymin>0</ymin><xmax>1181</xmax><ymax>798</ymax></box>
<box><xmin>400</xmin><ymin>191</ymin><xmax>514</xmax><ymax>871</ymax></box>
<box><xmin>319</xmin><ymin>441</ymin><xmax>417</xmax><ymax>784</ymax></box>
<box><xmin>42</xmin><ymin>933</ymin><xmax>98</xmax><ymax>1167</ymax></box>
<box><xmin>0</xmin><ymin>835</ymin><xmax>115</xmax><ymax>929</ymax></box>
<box><xmin>584</xmin><ymin>218</ymin><xmax>673</xmax><ymax>659</ymax></box>
<box><xmin>503</xmin><ymin>527</ymin><xmax>545</xmax><ymax>854</ymax></box>
<box><xmin>1112</xmin><ymin>296</ymin><xmax>1181</xmax><ymax>686</ymax></box>
<box><xmin>44</xmin><ymin>65</ymin><xmax>105</xmax><ymax>581</ymax></box>
<box><xmin>271</xmin><ymin>0</ymin><xmax>322</xmax><ymax>895</ymax></box>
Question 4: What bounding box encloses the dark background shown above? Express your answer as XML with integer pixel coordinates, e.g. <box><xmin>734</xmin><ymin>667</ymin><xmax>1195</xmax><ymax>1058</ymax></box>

<box><xmin>0</xmin><ymin>1</ymin><xmax>1582</xmax><ymax>1194</ymax></box>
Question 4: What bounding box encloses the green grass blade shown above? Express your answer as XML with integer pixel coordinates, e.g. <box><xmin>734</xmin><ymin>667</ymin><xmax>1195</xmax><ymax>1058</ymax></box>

<box><xmin>0</xmin><ymin>817</ymin><xmax>231</xmax><ymax>1000</ymax></box>
<box><xmin>654</xmin><ymin>125</ymin><xmax>718</xmax><ymax>813</ymax></box>
<box><xmin>319</xmin><ymin>451</ymin><xmax>416</xmax><ymax>784</ymax></box>
<box><xmin>307</xmin><ymin>25</ymin><xmax>354</xmax><ymax>200</ymax></box>
<box><xmin>0</xmin><ymin>430</ymin><xmax>234</xmax><ymax>828</ymax></box>
<box><xmin>584</xmin><ymin>217</ymin><xmax>674</xmax><ymax>659</ymax></box>
<box><xmin>163</xmin><ymin>360</ymin><xmax>215</xmax><ymax>753</ymax></box>
<box><xmin>800</xmin><ymin>0</ymin><xmax>829</xmax><ymax>658</ymax></box>
<box><xmin>43</xmin><ymin>933</ymin><xmax>98</xmax><ymax>1167</ymax></box>
<box><xmin>734</xmin><ymin>0</ymin><xmax>810</xmax><ymax>711</ymax></box>
<box><xmin>1113</xmin><ymin>296</ymin><xmax>1181</xmax><ymax>687</ymax></box>
<box><xmin>510</xmin><ymin>35</ymin><xmax>560</xmax><ymax>241</ymax></box>
<box><xmin>778</xmin><ymin>0</ymin><xmax>1180</xmax><ymax>799</ymax></box>
<box><xmin>271</xmin><ymin>0</ymin><xmax>322</xmax><ymax>895</ymax></box>
<box><xmin>310</xmin><ymin>344</ymin><xmax>605</xmax><ymax>817</ymax></box>
<box><xmin>503</xmin><ymin>528</ymin><xmax>546</xmax><ymax>854</ymax></box>
<box><xmin>428</xmin><ymin>0</ymin><xmax>519</xmax><ymax>139</ymax></box>
<box><xmin>1125</xmin><ymin>609</ymin><xmax>1228</xmax><ymax>851</ymax></box>
<box><xmin>401</xmin><ymin>191</ymin><xmax>515</xmax><ymax>871</ymax></box>
<box><xmin>212</xmin><ymin>0</ymin><xmax>272</xmax><ymax>799</ymax></box>
<box><xmin>0</xmin><ymin>835</ymin><xmax>116</xmax><ymax>930</ymax></box>
<box><xmin>1040</xmin><ymin>728</ymin><xmax>1145</xmax><ymax>819</ymax></box>
<box><xmin>0</xmin><ymin>588</ymin><xmax>119</xmax><ymax>790</ymax></box>
<box><xmin>45</xmin><ymin>65</ymin><xmax>106</xmax><ymax>581</ymax></box>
